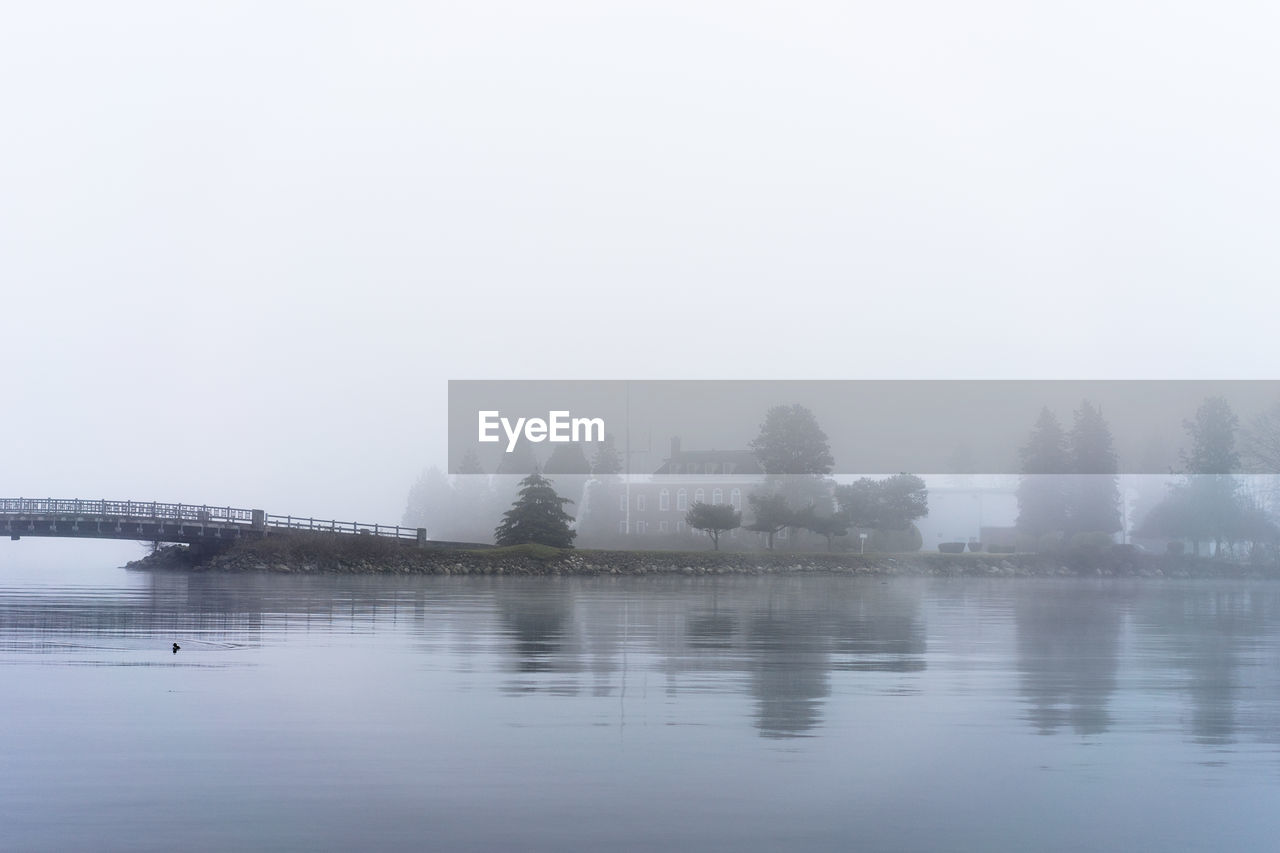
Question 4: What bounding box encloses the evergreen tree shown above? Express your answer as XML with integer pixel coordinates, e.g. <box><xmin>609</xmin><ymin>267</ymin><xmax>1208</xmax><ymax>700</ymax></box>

<box><xmin>1181</xmin><ymin>396</ymin><xmax>1242</xmax><ymax>555</ymax></box>
<box><xmin>590</xmin><ymin>433</ymin><xmax>624</xmax><ymax>477</ymax></box>
<box><xmin>452</xmin><ymin>450</ymin><xmax>495</xmax><ymax>544</ymax></box>
<box><xmin>545</xmin><ymin>442</ymin><xmax>591</xmax><ymax>475</ymax></box>
<box><xmin>1242</xmin><ymin>397</ymin><xmax>1280</xmax><ymax>474</ymax></box>
<box><xmin>750</xmin><ymin>404</ymin><xmax>834</xmax><ymax>475</ymax></box>
<box><xmin>1016</xmin><ymin>408</ymin><xmax>1070</xmax><ymax>538</ymax></box>
<box><xmin>494</xmin><ymin>472</ymin><xmax>576</xmax><ymax>548</ymax></box>
<box><xmin>495</xmin><ymin>440</ymin><xmax>539</xmax><ymax>476</ymax></box>
<box><xmin>1065</xmin><ymin>401</ymin><xmax>1121</xmax><ymax>537</ymax></box>
<box><xmin>455</xmin><ymin>450</ymin><xmax>485</xmax><ymax>476</ymax></box>
<box><xmin>685</xmin><ymin>502</ymin><xmax>741</xmax><ymax>550</ymax></box>
<box><xmin>402</xmin><ymin>466</ymin><xmax>454</xmax><ymax>534</ymax></box>
<box><xmin>1183</xmin><ymin>396</ymin><xmax>1240</xmax><ymax>475</ymax></box>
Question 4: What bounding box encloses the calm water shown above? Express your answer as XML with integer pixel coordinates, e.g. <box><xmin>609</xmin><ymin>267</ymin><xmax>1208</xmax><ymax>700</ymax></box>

<box><xmin>3</xmin><ymin>566</ymin><xmax>1280</xmax><ymax>852</ymax></box>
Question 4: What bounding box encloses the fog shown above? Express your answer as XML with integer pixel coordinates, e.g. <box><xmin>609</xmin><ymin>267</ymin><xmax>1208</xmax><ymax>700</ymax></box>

<box><xmin>4</xmin><ymin>2</ymin><xmax>1280</xmax><ymax>567</ymax></box>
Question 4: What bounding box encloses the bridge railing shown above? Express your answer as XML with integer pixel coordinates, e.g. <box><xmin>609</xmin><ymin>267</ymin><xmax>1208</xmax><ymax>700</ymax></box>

<box><xmin>0</xmin><ymin>498</ymin><xmax>254</xmax><ymax>523</ymax></box>
<box><xmin>264</xmin><ymin>514</ymin><xmax>419</xmax><ymax>540</ymax></box>
<box><xmin>0</xmin><ymin>498</ymin><xmax>420</xmax><ymax>542</ymax></box>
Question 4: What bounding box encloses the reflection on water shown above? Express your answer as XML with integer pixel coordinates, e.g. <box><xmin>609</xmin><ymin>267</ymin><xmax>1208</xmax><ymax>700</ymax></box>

<box><xmin>4</xmin><ymin>571</ymin><xmax>1280</xmax><ymax>851</ymax></box>
<box><xmin>1015</xmin><ymin>585</ymin><xmax>1127</xmax><ymax>736</ymax></box>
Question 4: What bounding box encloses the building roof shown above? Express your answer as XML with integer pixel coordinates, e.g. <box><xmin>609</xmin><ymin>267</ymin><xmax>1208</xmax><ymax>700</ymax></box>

<box><xmin>653</xmin><ymin>449</ymin><xmax>764</xmax><ymax>477</ymax></box>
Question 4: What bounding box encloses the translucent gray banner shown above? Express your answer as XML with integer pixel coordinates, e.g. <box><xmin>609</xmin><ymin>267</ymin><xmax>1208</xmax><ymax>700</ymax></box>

<box><xmin>448</xmin><ymin>380</ymin><xmax>1280</xmax><ymax>476</ymax></box>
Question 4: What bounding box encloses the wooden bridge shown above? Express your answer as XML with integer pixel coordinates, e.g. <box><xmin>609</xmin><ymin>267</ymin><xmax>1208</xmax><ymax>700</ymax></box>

<box><xmin>0</xmin><ymin>498</ymin><xmax>428</xmax><ymax>547</ymax></box>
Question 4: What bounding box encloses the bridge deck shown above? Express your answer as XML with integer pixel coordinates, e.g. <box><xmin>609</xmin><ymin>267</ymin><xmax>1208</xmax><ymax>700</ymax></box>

<box><xmin>0</xmin><ymin>498</ymin><xmax>426</xmax><ymax>546</ymax></box>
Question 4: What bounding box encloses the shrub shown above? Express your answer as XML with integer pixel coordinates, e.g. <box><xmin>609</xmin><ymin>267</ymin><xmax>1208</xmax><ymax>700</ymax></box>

<box><xmin>938</xmin><ymin>542</ymin><xmax>967</xmax><ymax>554</ymax></box>
<box><xmin>1166</xmin><ymin>540</ymin><xmax>1186</xmax><ymax>556</ymax></box>
<box><xmin>1069</xmin><ymin>531</ymin><xmax>1115</xmax><ymax>551</ymax></box>
<box><xmin>867</xmin><ymin>524</ymin><xmax>923</xmax><ymax>553</ymax></box>
<box><xmin>1037</xmin><ymin>532</ymin><xmax>1066</xmax><ymax>553</ymax></box>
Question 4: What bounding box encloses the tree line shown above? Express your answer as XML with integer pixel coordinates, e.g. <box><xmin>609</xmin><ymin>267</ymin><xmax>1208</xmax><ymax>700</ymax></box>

<box><xmin>1016</xmin><ymin>395</ymin><xmax>1280</xmax><ymax>561</ymax></box>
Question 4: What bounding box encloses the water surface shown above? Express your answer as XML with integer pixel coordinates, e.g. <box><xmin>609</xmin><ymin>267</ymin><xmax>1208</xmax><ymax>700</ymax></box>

<box><xmin>3</xmin><ymin>566</ymin><xmax>1279</xmax><ymax>851</ymax></box>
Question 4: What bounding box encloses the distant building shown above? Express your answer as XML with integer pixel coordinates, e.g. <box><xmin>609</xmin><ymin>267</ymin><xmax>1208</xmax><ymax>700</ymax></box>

<box><xmin>583</xmin><ymin>437</ymin><xmax>765</xmax><ymax>542</ymax></box>
<box><xmin>914</xmin><ymin>478</ymin><xmax>1018</xmax><ymax>548</ymax></box>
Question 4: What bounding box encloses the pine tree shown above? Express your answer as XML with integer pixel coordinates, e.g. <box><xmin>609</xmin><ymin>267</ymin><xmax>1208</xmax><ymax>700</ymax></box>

<box><xmin>402</xmin><ymin>467</ymin><xmax>454</xmax><ymax>533</ymax></box>
<box><xmin>1182</xmin><ymin>396</ymin><xmax>1242</xmax><ymax>556</ymax></box>
<box><xmin>455</xmin><ymin>450</ymin><xmax>485</xmax><ymax>476</ymax></box>
<box><xmin>1016</xmin><ymin>408</ymin><xmax>1071</xmax><ymax>538</ymax></box>
<box><xmin>452</xmin><ymin>450</ymin><xmax>495</xmax><ymax>544</ymax></box>
<box><xmin>589</xmin><ymin>434</ymin><xmax>623</xmax><ymax>477</ymax></box>
<box><xmin>1183</xmin><ymin>396</ymin><xmax>1240</xmax><ymax>475</ymax></box>
<box><xmin>494</xmin><ymin>472</ymin><xmax>576</xmax><ymax>548</ymax></box>
<box><xmin>1066</xmin><ymin>400</ymin><xmax>1121</xmax><ymax>536</ymax></box>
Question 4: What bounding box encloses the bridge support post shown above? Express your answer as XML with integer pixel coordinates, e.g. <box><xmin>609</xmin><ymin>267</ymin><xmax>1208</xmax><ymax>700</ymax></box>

<box><xmin>252</xmin><ymin>509</ymin><xmax>265</xmax><ymax>531</ymax></box>
<box><xmin>417</xmin><ymin>528</ymin><xmax>427</xmax><ymax>548</ymax></box>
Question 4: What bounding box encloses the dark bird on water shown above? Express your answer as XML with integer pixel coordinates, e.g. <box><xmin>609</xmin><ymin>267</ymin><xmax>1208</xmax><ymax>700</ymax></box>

<box><xmin>172</xmin><ymin>643</ymin><xmax>180</xmax><ymax>653</ymax></box>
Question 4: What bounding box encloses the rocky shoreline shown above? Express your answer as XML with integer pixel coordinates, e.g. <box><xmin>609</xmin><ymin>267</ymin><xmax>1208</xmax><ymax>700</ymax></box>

<box><xmin>126</xmin><ymin>538</ymin><xmax>1278</xmax><ymax>579</ymax></box>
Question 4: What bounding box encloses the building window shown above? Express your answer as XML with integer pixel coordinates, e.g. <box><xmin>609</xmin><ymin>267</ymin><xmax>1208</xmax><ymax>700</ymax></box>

<box><xmin>694</xmin><ymin>488</ymin><xmax>705</xmax><ymax>504</ymax></box>
<box><xmin>688</xmin><ymin>463</ymin><xmax>700</xmax><ymax>475</ymax></box>
<box><xmin>659</xmin><ymin>489</ymin><xmax>669</xmax><ymax>511</ymax></box>
<box><xmin>619</xmin><ymin>520</ymin><xmax>628</xmax><ymax>534</ymax></box>
<box><xmin>730</xmin><ymin>489</ymin><xmax>741</xmax><ymax>509</ymax></box>
<box><xmin>677</xmin><ymin>489</ymin><xmax>688</xmax><ymax>511</ymax></box>
<box><xmin>637</xmin><ymin>494</ymin><xmax>647</xmax><ymax>512</ymax></box>
<box><xmin>659</xmin><ymin>520</ymin><xmax>669</xmax><ymax>533</ymax></box>
<box><xmin>636</xmin><ymin>520</ymin><xmax>647</xmax><ymax>535</ymax></box>
<box><xmin>619</xmin><ymin>494</ymin><xmax>627</xmax><ymax>512</ymax></box>
<box><xmin>712</xmin><ymin>488</ymin><xmax>723</xmax><ymax>505</ymax></box>
<box><xmin>677</xmin><ymin>520</ymin><xmax>685</xmax><ymax>534</ymax></box>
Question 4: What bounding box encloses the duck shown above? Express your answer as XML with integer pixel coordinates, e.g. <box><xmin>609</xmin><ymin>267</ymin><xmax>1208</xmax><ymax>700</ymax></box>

<box><xmin>172</xmin><ymin>642</ymin><xmax>181</xmax><ymax>653</ymax></box>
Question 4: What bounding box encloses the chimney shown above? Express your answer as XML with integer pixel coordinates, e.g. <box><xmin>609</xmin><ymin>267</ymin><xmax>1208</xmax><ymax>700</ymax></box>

<box><xmin>669</xmin><ymin>436</ymin><xmax>681</xmax><ymax>459</ymax></box>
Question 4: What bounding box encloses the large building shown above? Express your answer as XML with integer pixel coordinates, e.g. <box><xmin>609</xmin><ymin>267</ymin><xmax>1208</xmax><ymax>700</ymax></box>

<box><xmin>582</xmin><ymin>437</ymin><xmax>766</xmax><ymax>543</ymax></box>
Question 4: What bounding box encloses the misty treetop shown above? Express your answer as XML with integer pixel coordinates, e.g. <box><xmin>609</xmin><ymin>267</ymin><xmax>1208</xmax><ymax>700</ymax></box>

<box><xmin>590</xmin><ymin>433</ymin><xmax>623</xmax><ymax>477</ymax></box>
<box><xmin>495</xmin><ymin>438</ymin><xmax>540</xmax><ymax>477</ymax></box>
<box><xmin>494</xmin><ymin>472</ymin><xmax>577</xmax><ymax>549</ymax></box>
<box><xmin>455</xmin><ymin>449</ymin><xmax>486</xmax><ymax>476</ymax></box>
<box><xmin>750</xmin><ymin>404</ymin><xmax>834</xmax><ymax>476</ymax></box>
<box><xmin>544</xmin><ymin>442</ymin><xmax>592</xmax><ymax>476</ymax></box>
<box><xmin>835</xmin><ymin>474</ymin><xmax>929</xmax><ymax>532</ymax></box>
<box><xmin>1183</xmin><ymin>396</ymin><xmax>1240</xmax><ymax>475</ymax></box>
<box><xmin>1242</xmin><ymin>398</ymin><xmax>1280</xmax><ymax>474</ymax></box>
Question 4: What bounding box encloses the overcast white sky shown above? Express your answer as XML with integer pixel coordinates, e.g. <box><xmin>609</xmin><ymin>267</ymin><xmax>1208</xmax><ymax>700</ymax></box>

<box><xmin>3</xmin><ymin>2</ymin><xmax>1279</xmax><ymax>566</ymax></box>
